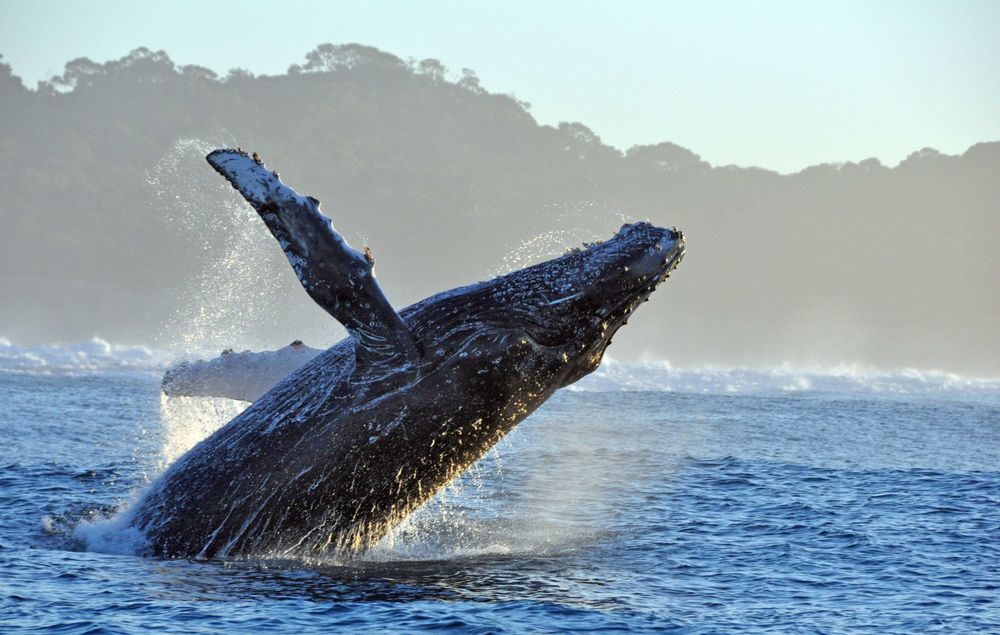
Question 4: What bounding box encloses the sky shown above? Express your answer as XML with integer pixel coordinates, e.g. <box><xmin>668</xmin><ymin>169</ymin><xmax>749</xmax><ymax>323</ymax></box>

<box><xmin>2</xmin><ymin>0</ymin><xmax>998</xmax><ymax>173</ymax></box>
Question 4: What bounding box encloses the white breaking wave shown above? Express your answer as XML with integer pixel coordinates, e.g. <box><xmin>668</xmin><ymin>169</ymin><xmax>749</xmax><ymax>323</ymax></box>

<box><xmin>2</xmin><ymin>337</ymin><xmax>998</xmax><ymax>399</ymax></box>
<box><xmin>572</xmin><ymin>358</ymin><xmax>1000</xmax><ymax>398</ymax></box>
<box><xmin>0</xmin><ymin>337</ymin><xmax>172</xmax><ymax>375</ymax></box>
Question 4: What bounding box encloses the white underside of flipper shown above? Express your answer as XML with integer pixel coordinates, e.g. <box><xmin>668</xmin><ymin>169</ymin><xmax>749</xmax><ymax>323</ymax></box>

<box><xmin>162</xmin><ymin>342</ymin><xmax>323</xmax><ymax>402</ymax></box>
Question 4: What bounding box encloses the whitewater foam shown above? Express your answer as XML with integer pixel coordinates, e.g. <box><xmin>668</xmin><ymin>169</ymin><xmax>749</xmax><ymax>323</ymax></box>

<box><xmin>573</xmin><ymin>358</ymin><xmax>1000</xmax><ymax>399</ymax></box>
<box><xmin>72</xmin><ymin>505</ymin><xmax>150</xmax><ymax>556</ymax></box>
<box><xmin>0</xmin><ymin>337</ymin><xmax>172</xmax><ymax>376</ymax></box>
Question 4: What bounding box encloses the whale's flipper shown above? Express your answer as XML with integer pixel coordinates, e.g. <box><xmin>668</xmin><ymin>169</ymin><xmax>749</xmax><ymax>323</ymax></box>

<box><xmin>162</xmin><ymin>341</ymin><xmax>324</xmax><ymax>402</ymax></box>
<box><xmin>206</xmin><ymin>149</ymin><xmax>420</xmax><ymax>367</ymax></box>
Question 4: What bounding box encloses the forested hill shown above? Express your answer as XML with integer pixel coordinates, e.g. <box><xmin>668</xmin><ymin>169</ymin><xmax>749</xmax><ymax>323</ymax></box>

<box><xmin>2</xmin><ymin>45</ymin><xmax>998</xmax><ymax>374</ymax></box>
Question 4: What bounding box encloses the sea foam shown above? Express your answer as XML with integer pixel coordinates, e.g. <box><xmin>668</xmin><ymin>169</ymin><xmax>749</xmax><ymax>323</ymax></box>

<box><xmin>0</xmin><ymin>337</ymin><xmax>172</xmax><ymax>375</ymax></box>
<box><xmin>573</xmin><ymin>357</ymin><xmax>1000</xmax><ymax>399</ymax></box>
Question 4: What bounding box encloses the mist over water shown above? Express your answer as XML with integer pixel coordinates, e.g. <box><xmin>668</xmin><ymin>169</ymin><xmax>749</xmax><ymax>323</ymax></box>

<box><xmin>1</xmin><ymin>44</ymin><xmax>997</xmax><ymax>375</ymax></box>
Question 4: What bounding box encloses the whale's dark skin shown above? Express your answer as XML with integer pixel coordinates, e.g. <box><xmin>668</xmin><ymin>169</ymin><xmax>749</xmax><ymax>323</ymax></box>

<box><xmin>131</xmin><ymin>149</ymin><xmax>685</xmax><ymax>559</ymax></box>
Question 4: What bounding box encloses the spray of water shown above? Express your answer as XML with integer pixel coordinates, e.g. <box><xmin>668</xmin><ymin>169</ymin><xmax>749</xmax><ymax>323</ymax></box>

<box><xmin>492</xmin><ymin>201</ymin><xmax>632</xmax><ymax>275</ymax></box>
<box><xmin>156</xmin><ymin>394</ymin><xmax>249</xmax><ymax>469</ymax></box>
<box><xmin>142</xmin><ymin>138</ymin><xmax>285</xmax><ymax>478</ymax></box>
<box><xmin>147</xmin><ymin>137</ymin><xmax>290</xmax><ymax>358</ymax></box>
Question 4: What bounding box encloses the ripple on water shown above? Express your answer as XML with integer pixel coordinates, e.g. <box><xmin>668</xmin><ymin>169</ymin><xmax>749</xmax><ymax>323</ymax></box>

<box><xmin>0</xmin><ymin>373</ymin><xmax>998</xmax><ymax>633</ymax></box>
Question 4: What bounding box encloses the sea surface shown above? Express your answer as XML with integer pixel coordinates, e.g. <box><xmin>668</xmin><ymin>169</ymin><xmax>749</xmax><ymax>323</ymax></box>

<box><xmin>1</xmin><ymin>339</ymin><xmax>998</xmax><ymax>633</ymax></box>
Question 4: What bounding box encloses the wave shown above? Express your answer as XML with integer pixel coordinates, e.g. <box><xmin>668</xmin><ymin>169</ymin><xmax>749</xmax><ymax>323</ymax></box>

<box><xmin>572</xmin><ymin>358</ymin><xmax>1000</xmax><ymax>399</ymax></box>
<box><xmin>3</xmin><ymin>337</ymin><xmax>998</xmax><ymax>399</ymax></box>
<box><xmin>0</xmin><ymin>337</ymin><xmax>172</xmax><ymax>376</ymax></box>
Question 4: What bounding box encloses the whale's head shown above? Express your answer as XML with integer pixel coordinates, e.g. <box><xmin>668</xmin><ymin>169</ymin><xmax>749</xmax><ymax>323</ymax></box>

<box><xmin>407</xmin><ymin>222</ymin><xmax>684</xmax><ymax>391</ymax></box>
<box><xmin>506</xmin><ymin>221</ymin><xmax>684</xmax><ymax>387</ymax></box>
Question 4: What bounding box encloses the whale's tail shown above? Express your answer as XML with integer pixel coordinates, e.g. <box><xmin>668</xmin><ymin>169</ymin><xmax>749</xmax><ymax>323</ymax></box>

<box><xmin>206</xmin><ymin>149</ymin><xmax>420</xmax><ymax>368</ymax></box>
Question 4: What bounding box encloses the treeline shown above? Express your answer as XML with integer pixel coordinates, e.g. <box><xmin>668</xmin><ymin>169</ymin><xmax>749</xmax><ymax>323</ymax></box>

<box><xmin>1</xmin><ymin>45</ymin><xmax>998</xmax><ymax>373</ymax></box>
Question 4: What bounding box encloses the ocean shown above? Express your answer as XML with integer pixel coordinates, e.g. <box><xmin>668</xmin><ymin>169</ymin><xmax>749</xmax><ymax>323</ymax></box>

<box><xmin>1</xmin><ymin>338</ymin><xmax>998</xmax><ymax>633</ymax></box>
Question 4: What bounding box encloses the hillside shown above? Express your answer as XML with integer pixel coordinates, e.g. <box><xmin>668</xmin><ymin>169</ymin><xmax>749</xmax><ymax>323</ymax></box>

<box><xmin>1</xmin><ymin>45</ymin><xmax>998</xmax><ymax>373</ymax></box>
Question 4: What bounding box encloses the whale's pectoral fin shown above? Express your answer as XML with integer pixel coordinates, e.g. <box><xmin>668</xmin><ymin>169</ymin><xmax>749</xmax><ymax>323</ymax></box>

<box><xmin>206</xmin><ymin>149</ymin><xmax>420</xmax><ymax>367</ymax></box>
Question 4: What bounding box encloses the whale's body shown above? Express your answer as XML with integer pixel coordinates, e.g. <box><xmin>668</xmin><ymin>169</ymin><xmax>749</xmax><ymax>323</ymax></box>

<box><xmin>132</xmin><ymin>149</ymin><xmax>684</xmax><ymax>558</ymax></box>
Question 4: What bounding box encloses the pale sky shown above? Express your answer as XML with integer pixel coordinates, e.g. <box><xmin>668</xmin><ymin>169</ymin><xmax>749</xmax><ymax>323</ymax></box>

<box><xmin>2</xmin><ymin>0</ymin><xmax>998</xmax><ymax>172</ymax></box>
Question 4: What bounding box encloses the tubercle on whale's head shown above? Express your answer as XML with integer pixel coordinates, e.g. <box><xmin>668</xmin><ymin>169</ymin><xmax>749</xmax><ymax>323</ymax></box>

<box><xmin>496</xmin><ymin>221</ymin><xmax>685</xmax><ymax>387</ymax></box>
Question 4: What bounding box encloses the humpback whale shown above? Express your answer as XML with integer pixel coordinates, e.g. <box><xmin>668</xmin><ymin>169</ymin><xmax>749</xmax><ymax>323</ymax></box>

<box><xmin>132</xmin><ymin>149</ymin><xmax>685</xmax><ymax>559</ymax></box>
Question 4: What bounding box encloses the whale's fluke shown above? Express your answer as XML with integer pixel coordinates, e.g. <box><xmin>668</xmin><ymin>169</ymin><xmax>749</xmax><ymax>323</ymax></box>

<box><xmin>206</xmin><ymin>149</ymin><xmax>419</xmax><ymax>367</ymax></box>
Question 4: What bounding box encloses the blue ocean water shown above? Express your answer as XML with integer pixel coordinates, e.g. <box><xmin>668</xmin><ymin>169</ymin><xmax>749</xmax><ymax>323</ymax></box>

<box><xmin>1</xmin><ymin>345</ymin><xmax>998</xmax><ymax>633</ymax></box>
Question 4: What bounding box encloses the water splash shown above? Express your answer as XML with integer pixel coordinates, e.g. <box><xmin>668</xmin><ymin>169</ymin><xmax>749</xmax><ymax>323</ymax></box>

<box><xmin>573</xmin><ymin>357</ymin><xmax>1000</xmax><ymax>400</ymax></box>
<box><xmin>72</xmin><ymin>505</ymin><xmax>150</xmax><ymax>556</ymax></box>
<box><xmin>157</xmin><ymin>393</ymin><xmax>249</xmax><ymax>469</ymax></box>
<box><xmin>147</xmin><ymin>138</ymin><xmax>290</xmax><ymax>357</ymax></box>
<box><xmin>144</xmin><ymin>138</ymin><xmax>297</xmax><ymax>476</ymax></box>
<box><xmin>70</xmin><ymin>392</ymin><xmax>248</xmax><ymax>556</ymax></box>
<box><xmin>493</xmin><ymin>228</ymin><xmax>592</xmax><ymax>275</ymax></box>
<box><xmin>492</xmin><ymin>201</ymin><xmax>633</xmax><ymax>275</ymax></box>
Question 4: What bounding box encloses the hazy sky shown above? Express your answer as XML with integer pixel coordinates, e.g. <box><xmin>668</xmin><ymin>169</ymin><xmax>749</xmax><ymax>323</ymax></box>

<box><xmin>2</xmin><ymin>0</ymin><xmax>998</xmax><ymax>172</ymax></box>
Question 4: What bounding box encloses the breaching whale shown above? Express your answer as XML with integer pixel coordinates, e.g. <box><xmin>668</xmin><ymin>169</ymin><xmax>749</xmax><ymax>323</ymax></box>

<box><xmin>132</xmin><ymin>149</ymin><xmax>685</xmax><ymax>559</ymax></box>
